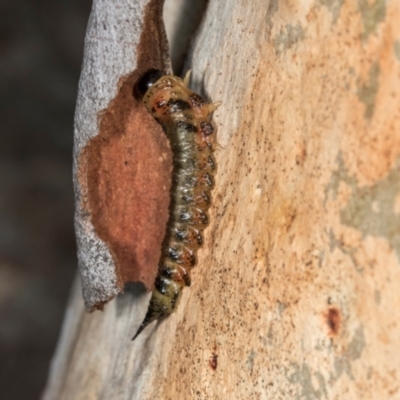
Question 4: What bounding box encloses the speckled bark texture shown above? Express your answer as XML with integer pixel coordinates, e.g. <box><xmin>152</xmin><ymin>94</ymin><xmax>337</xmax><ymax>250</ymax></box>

<box><xmin>45</xmin><ymin>0</ymin><xmax>400</xmax><ymax>399</ymax></box>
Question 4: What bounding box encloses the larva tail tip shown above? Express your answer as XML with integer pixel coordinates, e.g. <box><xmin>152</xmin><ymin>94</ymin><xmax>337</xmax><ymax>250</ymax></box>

<box><xmin>132</xmin><ymin>306</ymin><xmax>163</xmax><ymax>340</ymax></box>
<box><xmin>132</xmin><ymin>314</ymin><xmax>155</xmax><ymax>340</ymax></box>
<box><xmin>132</xmin><ymin>323</ymin><xmax>146</xmax><ymax>341</ymax></box>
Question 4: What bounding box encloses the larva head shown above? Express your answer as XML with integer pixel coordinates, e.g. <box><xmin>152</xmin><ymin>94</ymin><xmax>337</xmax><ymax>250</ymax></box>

<box><xmin>136</xmin><ymin>69</ymin><xmax>164</xmax><ymax>96</ymax></box>
<box><xmin>141</xmin><ymin>73</ymin><xmax>188</xmax><ymax>117</ymax></box>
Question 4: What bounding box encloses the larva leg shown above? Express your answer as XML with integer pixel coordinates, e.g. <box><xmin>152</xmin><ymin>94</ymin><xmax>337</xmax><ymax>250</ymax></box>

<box><xmin>207</xmin><ymin>101</ymin><xmax>222</xmax><ymax>114</ymax></box>
<box><xmin>214</xmin><ymin>141</ymin><xmax>225</xmax><ymax>151</ymax></box>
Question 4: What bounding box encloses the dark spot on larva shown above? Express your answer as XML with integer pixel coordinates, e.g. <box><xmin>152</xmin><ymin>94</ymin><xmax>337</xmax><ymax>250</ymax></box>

<box><xmin>167</xmin><ymin>247</ymin><xmax>180</xmax><ymax>261</ymax></box>
<box><xmin>186</xmin><ymin>175</ymin><xmax>198</xmax><ymax>186</ymax></box>
<box><xmin>201</xmin><ymin>192</ymin><xmax>211</xmax><ymax>206</ymax></box>
<box><xmin>156</xmin><ymin>100</ymin><xmax>167</xmax><ymax>109</ymax></box>
<box><xmin>189</xmin><ymin>93</ymin><xmax>205</xmax><ymax>108</ymax></box>
<box><xmin>325</xmin><ymin>307</ymin><xmax>341</xmax><ymax>335</ymax></box>
<box><xmin>155</xmin><ymin>276</ymin><xmax>169</xmax><ymax>295</ymax></box>
<box><xmin>200</xmin><ymin>121</ymin><xmax>214</xmax><ymax>137</ymax></box>
<box><xmin>207</xmin><ymin>155</ymin><xmax>216</xmax><ymax>170</ymax></box>
<box><xmin>194</xmin><ymin>230</ymin><xmax>203</xmax><ymax>246</ymax></box>
<box><xmin>176</xmin><ymin>120</ymin><xmax>198</xmax><ymax>133</ymax></box>
<box><xmin>175</xmin><ymin>229</ymin><xmax>187</xmax><ymax>241</ymax></box>
<box><xmin>195</xmin><ymin>209</ymin><xmax>208</xmax><ymax>225</ymax></box>
<box><xmin>167</xmin><ymin>98</ymin><xmax>191</xmax><ymax>113</ymax></box>
<box><xmin>180</xmin><ymin>212</ymin><xmax>191</xmax><ymax>222</ymax></box>
<box><xmin>185</xmin><ymin>158</ymin><xmax>196</xmax><ymax>168</ymax></box>
<box><xmin>136</xmin><ymin>69</ymin><xmax>164</xmax><ymax>96</ymax></box>
<box><xmin>182</xmin><ymin>194</ymin><xmax>194</xmax><ymax>203</ymax></box>
<box><xmin>174</xmin><ymin>227</ymin><xmax>203</xmax><ymax>247</ymax></box>
<box><xmin>160</xmin><ymin>264</ymin><xmax>174</xmax><ymax>279</ymax></box>
<box><xmin>124</xmin><ymin>161</ymin><xmax>128</xmax><ymax>165</ymax></box>
<box><xmin>201</xmin><ymin>172</ymin><xmax>214</xmax><ymax>188</ymax></box>
<box><xmin>209</xmin><ymin>353</ymin><xmax>218</xmax><ymax>371</ymax></box>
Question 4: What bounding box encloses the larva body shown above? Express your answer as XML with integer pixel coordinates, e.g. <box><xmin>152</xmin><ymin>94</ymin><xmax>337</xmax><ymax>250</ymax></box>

<box><xmin>133</xmin><ymin>70</ymin><xmax>218</xmax><ymax>339</ymax></box>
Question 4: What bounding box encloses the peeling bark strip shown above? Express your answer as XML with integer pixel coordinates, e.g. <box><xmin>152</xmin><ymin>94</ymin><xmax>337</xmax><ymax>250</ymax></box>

<box><xmin>73</xmin><ymin>0</ymin><xmax>172</xmax><ymax>310</ymax></box>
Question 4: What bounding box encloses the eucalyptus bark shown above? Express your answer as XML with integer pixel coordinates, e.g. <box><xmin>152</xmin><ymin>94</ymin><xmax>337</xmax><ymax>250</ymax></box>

<box><xmin>45</xmin><ymin>1</ymin><xmax>400</xmax><ymax>399</ymax></box>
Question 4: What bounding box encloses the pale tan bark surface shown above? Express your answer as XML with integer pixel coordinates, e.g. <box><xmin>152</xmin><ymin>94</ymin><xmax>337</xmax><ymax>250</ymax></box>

<box><xmin>45</xmin><ymin>1</ymin><xmax>400</xmax><ymax>399</ymax></box>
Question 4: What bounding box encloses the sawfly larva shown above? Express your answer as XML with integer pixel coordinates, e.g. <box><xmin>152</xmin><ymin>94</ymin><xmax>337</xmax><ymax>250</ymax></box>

<box><xmin>133</xmin><ymin>69</ymin><xmax>219</xmax><ymax>339</ymax></box>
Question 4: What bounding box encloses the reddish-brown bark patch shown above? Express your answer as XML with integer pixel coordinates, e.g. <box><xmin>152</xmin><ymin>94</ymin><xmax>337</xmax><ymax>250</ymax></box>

<box><xmin>85</xmin><ymin>72</ymin><xmax>172</xmax><ymax>289</ymax></box>
<box><xmin>324</xmin><ymin>307</ymin><xmax>342</xmax><ymax>336</ymax></box>
<box><xmin>209</xmin><ymin>352</ymin><xmax>218</xmax><ymax>371</ymax></box>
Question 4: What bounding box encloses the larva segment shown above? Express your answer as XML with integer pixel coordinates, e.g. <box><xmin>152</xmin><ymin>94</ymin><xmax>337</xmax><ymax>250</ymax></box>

<box><xmin>133</xmin><ymin>70</ymin><xmax>218</xmax><ymax>340</ymax></box>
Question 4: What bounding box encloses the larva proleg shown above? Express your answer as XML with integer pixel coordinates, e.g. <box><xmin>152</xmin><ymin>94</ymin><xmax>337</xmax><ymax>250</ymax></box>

<box><xmin>132</xmin><ymin>69</ymin><xmax>219</xmax><ymax>340</ymax></box>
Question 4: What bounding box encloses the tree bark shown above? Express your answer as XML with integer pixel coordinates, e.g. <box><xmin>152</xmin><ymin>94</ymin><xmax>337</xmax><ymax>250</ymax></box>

<box><xmin>45</xmin><ymin>0</ymin><xmax>400</xmax><ymax>399</ymax></box>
